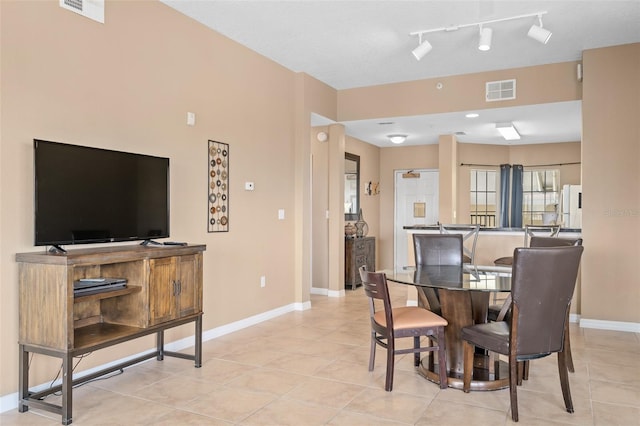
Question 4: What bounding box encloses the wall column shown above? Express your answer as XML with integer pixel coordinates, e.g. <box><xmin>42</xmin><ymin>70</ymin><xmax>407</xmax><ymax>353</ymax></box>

<box><xmin>438</xmin><ymin>134</ymin><xmax>458</xmax><ymax>223</ymax></box>
<box><xmin>328</xmin><ymin>124</ymin><xmax>346</xmax><ymax>295</ymax></box>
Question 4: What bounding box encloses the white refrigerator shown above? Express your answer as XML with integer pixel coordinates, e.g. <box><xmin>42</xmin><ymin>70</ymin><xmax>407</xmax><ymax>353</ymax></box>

<box><xmin>562</xmin><ymin>184</ymin><xmax>582</xmax><ymax>228</ymax></box>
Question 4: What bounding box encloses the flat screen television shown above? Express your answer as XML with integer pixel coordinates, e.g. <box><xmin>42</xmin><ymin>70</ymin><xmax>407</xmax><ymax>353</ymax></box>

<box><xmin>34</xmin><ymin>139</ymin><xmax>170</xmax><ymax>248</ymax></box>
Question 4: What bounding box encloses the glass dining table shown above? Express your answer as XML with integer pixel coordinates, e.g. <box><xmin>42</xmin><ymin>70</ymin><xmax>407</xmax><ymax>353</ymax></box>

<box><xmin>384</xmin><ymin>264</ymin><xmax>512</xmax><ymax>391</ymax></box>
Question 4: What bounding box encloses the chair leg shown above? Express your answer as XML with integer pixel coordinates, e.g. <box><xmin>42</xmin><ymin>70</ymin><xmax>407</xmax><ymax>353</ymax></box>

<box><xmin>557</xmin><ymin>350</ymin><xmax>574</xmax><ymax>413</ymax></box>
<box><xmin>564</xmin><ymin>321</ymin><xmax>575</xmax><ymax>373</ymax></box>
<box><xmin>436</xmin><ymin>328</ymin><xmax>448</xmax><ymax>389</ymax></box>
<box><xmin>523</xmin><ymin>360</ymin><xmax>530</xmax><ymax>380</ymax></box>
<box><xmin>414</xmin><ymin>336</ymin><xmax>421</xmax><ymax>367</ymax></box>
<box><xmin>369</xmin><ymin>332</ymin><xmax>376</xmax><ymax>371</ymax></box>
<box><xmin>462</xmin><ymin>341</ymin><xmax>474</xmax><ymax>392</ymax></box>
<box><xmin>517</xmin><ymin>361</ymin><xmax>524</xmax><ymax>386</ymax></box>
<box><xmin>509</xmin><ymin>354</ymin><xmax>519</xmax><ymax>422</ymax></box>
<box><xmin>385</xmin><ymin>339</ymin><xmax>395</xmax><ymax>391</ymax></box>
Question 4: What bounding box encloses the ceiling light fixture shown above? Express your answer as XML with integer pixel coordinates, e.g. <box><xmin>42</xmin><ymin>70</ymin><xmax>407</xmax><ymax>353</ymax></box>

<box><xmin>388</xmin><ymin>134</ymin><xmax>408</xmax><ymax>144</ymax></box>
<box><xmin>527</xmin><ymin>14</ymin><xmax>552</xmax><ymax>44</ymax></box>
<box><xmin>465</xmin><ymin>113</ymin><xmax>479</xmax><ymax>118</ymax></box>
<box><xmin>478</xmin><ymin>25</ymin><xmax>493</xmax><ymax>51</ymax></box>
<box><xmin>496</xmin><ymin>123</ymin><xmax>521</xmax><ymax>140</ymax></box>
<box><xmin>411</xmin><ymin>34</ymin><xmax>433</xmax><ymax>60</ymax></box>
<box><xmin>410</xmin><ymin>11</ymin><xmax>549</xmax><ymax>59</ymax></box>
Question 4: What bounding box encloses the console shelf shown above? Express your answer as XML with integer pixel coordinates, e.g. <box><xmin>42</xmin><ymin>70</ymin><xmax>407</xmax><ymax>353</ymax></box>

<box><xmin>73</xmin><ymin>285</ymin><xmax>140</xmax><ymax>303</ymax></box>
<box><xmin>16</xmin><ymin>244</ymin><xmax>206</xmax><ymax>425</ymax></box>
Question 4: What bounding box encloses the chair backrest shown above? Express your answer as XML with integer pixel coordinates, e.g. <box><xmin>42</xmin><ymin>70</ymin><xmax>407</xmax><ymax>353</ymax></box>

<box><xmin>439</xmin><ymin>224</ymin><xmax>480</xmax><ymax>264</ymax></box>
<box><xmin>413</xmin><ymin>234</ymin><xmax>463</xmax><ymax>266</ymax></box>
<box><xmin>510</xmin><ymin>246</ymin><xmax>584</xmax><ymax>357</ymax></box>
<box><xmin>524</xmin><ymin>224</ymin><xmax>561</xmax><ymax>246</ymax></box>
<box><xmin>529</xmin><ymin>236</ymin><xmax>582</xmax><ymax>247</ymax></box>
<box><xmin>359</xmin><ymin>266</ymin><xmax>393</xmax><ymax>330</ymax></box>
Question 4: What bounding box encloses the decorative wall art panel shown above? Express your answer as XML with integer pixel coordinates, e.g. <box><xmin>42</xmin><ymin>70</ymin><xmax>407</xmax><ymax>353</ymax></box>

<box><xmin>208</xmin><ymin>140</ymin><xmax>229</xmax><ymax>232</ymax></box>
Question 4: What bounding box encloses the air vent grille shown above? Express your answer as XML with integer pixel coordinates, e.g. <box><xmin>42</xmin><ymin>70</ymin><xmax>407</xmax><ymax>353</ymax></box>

<box><xmin>486</xmin><ymin>79</ymin><xmax>516</xmax><ymax>102</ymax></box>
<box><xmin>64</xmin><ymin>0</ymin><xmax>83</xmax><ymax>11</ymax></box>
<box><xmin>59</xmin><ymin>0</ymin><xmax>104</xmax><ymax>23</ymax></box>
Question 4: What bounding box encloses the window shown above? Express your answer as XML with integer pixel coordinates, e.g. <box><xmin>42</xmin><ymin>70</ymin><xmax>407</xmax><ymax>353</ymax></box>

<box><xmin>522</xmin><ymin>169</ymin><xmax>560</xmax><ymax>225</ymax></box>
<box><xmin>469</xmin><ymin>169</ymin><xmax>497</xmax><ymax>227</ymax></box>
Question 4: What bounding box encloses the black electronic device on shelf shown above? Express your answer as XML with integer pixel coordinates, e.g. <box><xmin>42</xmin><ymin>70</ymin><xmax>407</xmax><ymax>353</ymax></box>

<box><xmin>73</xmin><ymin>278</ymin><xmax>128</xmax><ymax>296</ymax></box>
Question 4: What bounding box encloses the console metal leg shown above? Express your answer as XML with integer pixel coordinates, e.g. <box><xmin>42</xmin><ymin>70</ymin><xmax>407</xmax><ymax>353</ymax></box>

<box><xmin>156</xmin><ymin>331</ymin><xmax>164</xmax><ymax>361</ymax></box>
<box><xmin>18</xmin><ymin>345</ymin><xmax>29</xmax><ymax>413</ymax></box>
<box><xmin>195</xmin><ymin>315</ymin><xmax>202</xmax><ymax>368</ymax></box>
<box><xmin>62</xmin><ymin>353</ymin><xmax>73</xmax><ymax>425</ymax></box>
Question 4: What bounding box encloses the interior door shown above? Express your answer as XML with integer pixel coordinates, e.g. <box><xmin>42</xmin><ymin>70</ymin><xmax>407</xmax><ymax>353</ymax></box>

<box><xmin>394</xmin><ymin>169</ymin><xmax>439</xmax><ymax>268</ymax></box>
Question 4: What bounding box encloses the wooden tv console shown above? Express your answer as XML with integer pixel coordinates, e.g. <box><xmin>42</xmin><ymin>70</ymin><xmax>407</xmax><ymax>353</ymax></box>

<box><xmin>16</xmin><ymin>243</ymin><xmax>206</xmax><ymax>425</ymax></box>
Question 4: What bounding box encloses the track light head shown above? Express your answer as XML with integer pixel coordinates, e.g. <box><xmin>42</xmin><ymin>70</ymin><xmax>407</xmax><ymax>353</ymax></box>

<box><xmin>478</xmin><ymin>26</ymin><xmax>493</xmax><ymax>51</ymax></box>
<box><xmin>528</xmin><ymin>15</ymin><xmax>552</xmax><ymax>44</ymax></box>
<box><xmin>412</xmin><ymin>38</ymin><xmax>432</xmax><ymax>60</ymax></box>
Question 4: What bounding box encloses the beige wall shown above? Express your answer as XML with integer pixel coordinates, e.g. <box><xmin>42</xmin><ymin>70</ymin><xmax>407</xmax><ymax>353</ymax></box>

<box><xmin>0</xmin><ymin>1</ymin><xmax>330</xmax><ymax>396</ymax></box>
<box><xmin>581</xmin><ymin>43</ymin><xmax>640</xmax><ymax>324</ymax></box>
<box><xmin>338</xmin><ymin>61</ymin><xmax>581</xmax><ymax>120</ymax></box>
<box><xmin>311</xmin><ymin>132</ymin><xmax>380</xmax><ymax>290</ymax></box>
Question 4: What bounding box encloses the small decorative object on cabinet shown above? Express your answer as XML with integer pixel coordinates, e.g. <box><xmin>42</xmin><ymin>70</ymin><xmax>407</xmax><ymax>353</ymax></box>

<box><xmin>16</xmin><ymin>244</ymin><xmax>206</xmax><ymax>425</ymax></box>
<box><xmin>345</xmin><ymin>236</ymin><xmax>375</xmax><ymax>290</ymax></box>
<box><xmin>354</xmin><ymin>208</ymin><xmax>369</xmax><ymax>237</ymax></box>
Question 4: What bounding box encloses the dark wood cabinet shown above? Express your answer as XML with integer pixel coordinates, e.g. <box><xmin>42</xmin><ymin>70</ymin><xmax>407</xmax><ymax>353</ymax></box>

<box><xmin>16</xmin><ymin>244</ymin><xmax>205</xmax><ymax>425</ymax></box>
<box><xmin>345</xmin><ymin>236</ymin><xmax>375</xmax><ymax>290</ymax></box>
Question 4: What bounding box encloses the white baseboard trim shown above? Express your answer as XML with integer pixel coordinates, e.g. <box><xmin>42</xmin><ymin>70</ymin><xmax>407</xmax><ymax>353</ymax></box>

<box><xmin>1</xmin><ymin>301</ymin><xmax>301</xmax><ymax>414</ymax></box>
<box><xmin>579</xmin><ymin>318</ymin><xmax>640</xmax><ymax>333</ymax></box>
<box><xmin>311</xmin><ymin>287</ymin><xmax>346</xmax><ymax>298</ymax></box>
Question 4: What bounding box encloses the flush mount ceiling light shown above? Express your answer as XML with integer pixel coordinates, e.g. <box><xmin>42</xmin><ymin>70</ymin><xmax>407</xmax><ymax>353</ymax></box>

<box><xmin>528</xmin><ymin>14</ymin><xmax>552</xmax><ymax>44</ymax></box>
<box><xmin>496</xmin><ymin>122</ymin><xmax>521</xmax><ymax>140</ymax></box>
<box><xmin>388</xmin><ymin>134</ymin><xmax>408</xmax><ymax>144</ymax></box>
<box><xmin>410</xmin><ymin>11</ymin><xmax>549</xmax><ymax>59</ymax></box>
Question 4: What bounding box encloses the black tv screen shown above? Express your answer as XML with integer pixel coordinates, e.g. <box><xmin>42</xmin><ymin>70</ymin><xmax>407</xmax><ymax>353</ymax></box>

<box><xmin>34</xmin><ymin>139</ymin><xmax>170</xmax><ymax>247</ymax></box>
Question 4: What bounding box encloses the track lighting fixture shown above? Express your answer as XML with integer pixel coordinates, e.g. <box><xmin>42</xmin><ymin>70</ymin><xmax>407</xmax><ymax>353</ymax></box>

<box><xmin>412</xmin><ymin>36</ymin><xmax>433</xmax><ymax>60</ymax></box>
<box><xmin>478</xmin><ymin>25</ymin><xmax>493</xmax><ymax>51</ymax></box>
<box><xmin>528</xmin><ymin>15</ymin><xmax>552</xmax><ymax>44</ymax></box>
<box><xmin>410</xmin><ymin>11</ymin><xmax>550</xmax><ymax>59</ymax></box>
<box><xmin>388</xmin><ymin>134</ymin><xmax>408</xmax><ymax>144</ymax></box>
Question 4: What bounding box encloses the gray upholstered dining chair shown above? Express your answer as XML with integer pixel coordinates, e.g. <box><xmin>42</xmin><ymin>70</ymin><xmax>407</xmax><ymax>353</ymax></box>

<box><xmin>412</xmin><ymin>234</ymin><xmax>463</xmax><ymax>314</ymax></box>
<box><xmin>359</xmin><ymin>266</ymin><xmax>448</xmax><ymax>391</ymax></box>
<box><xmin>461</xmin><ymin>245</ymin><xmax>584</xmax><ymax>422</ymax></box>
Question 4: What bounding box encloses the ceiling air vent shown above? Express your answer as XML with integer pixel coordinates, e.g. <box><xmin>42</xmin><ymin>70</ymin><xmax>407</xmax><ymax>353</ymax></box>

<box><xmin>59</xmin><ymin>0</ymin><xmax>104</xmax><ymax>23</ymax></box>
<box><xmin>486</xmin><ymin>79</ymin><xmax>516</xmax><ymax>102</ymax></box>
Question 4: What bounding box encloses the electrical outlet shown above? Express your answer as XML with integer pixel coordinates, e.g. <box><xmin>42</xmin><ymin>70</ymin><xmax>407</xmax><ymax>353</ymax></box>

<box><xmin>260</xmin><ymin>276</ymin><xmax>266</xmax><ymax>287</ymax></box>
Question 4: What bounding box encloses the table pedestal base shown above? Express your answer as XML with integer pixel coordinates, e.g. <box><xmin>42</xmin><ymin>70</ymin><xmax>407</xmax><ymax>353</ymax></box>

<box><xmin>418</xmin><ymin>354</ymin><xmax>510</xmax><ymax>391</ymax></box>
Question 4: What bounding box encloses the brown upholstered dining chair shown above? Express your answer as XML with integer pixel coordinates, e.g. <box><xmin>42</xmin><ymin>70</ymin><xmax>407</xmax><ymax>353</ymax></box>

<box><xmin>488</xmin><ymin>236</ymin><xmax>583</xmax><ymax>376</ymax></box>
<box><xmin>359</xmin><ymin>266</ymin><xmax>448</xmax><ymax>391</ymax></box>
<box><xmin>439</xmin><ymin>224</ymin><xmax>480</xmax><ymax>265</ymax></box>
<box><xmin>412</xmin><ymin>234</ymin><xmax>463</xmax><ymax>314</ymax></box>
<box><xmin>461</xmin><ymin>245</ymin><xmax>584</xmax><ymax>422</ymax></box>
<box><xmin>494</xmin><ymin>224</ymin><xmax>561</xmax><ymax>266</ymax></box>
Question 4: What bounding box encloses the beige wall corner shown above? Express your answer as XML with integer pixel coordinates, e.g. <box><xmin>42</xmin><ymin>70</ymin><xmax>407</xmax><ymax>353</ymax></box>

<box><xmin>581</xmin><ymin>42</ymin><xmax>640</xmax><ymax>324</ymax></box>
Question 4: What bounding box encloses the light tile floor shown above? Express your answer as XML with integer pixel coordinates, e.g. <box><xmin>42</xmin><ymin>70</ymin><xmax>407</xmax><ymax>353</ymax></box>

<box><xmin>3</xmin><ymin>283</ymin><xmax>639</xmax><ymax>425</ymax></box>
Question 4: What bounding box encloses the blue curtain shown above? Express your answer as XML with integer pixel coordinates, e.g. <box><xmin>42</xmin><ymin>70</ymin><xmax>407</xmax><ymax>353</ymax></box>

<box><xmin>510</xmin><ymin>165</ymin><xmax>523</xmax><ymax>228</ymax></box>
<box><xmin>499</xmin><ymin>164</ymin><xmax>511</xmax><ymax>227</ymax></box>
